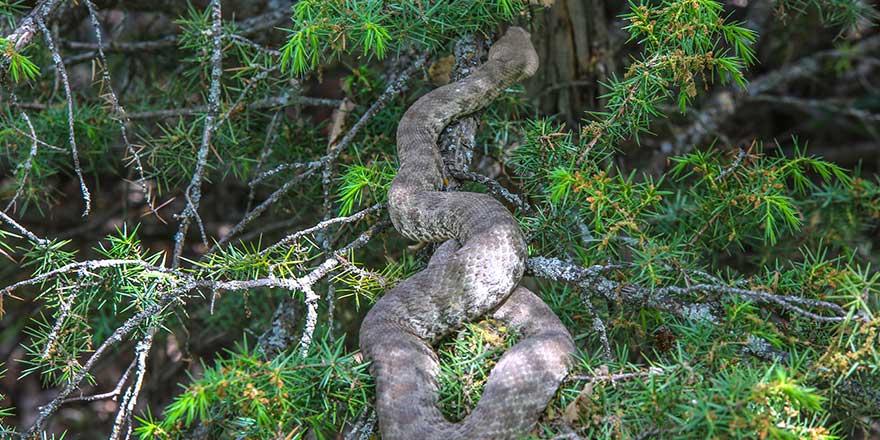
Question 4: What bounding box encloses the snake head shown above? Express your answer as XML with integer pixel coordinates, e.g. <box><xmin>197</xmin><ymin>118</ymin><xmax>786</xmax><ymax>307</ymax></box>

<box><xmin>488</xmin><ymin>26</ymin><xmax>539</xmax><ymax>79</ymax></box>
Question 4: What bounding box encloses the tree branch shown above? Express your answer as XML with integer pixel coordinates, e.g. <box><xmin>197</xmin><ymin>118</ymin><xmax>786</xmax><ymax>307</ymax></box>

<box><xmin>35</xmin><ymin>15</ymin><xmax>91</xmax><ymax>216</ymax></box>
<box><xmin>663</xmin><ymin>34</ymin><xmax>880</xmax><ymax>155</ymax></box>
<box><xmin>171</xmin><ymin>0</ymin><xmax>223</xmax><ymax>268</ymax></box>
<box><xmin>526</xmin><ymin>256</ymin><xmax>859</xmax><ymax>323</ymax></box>
<box><xmin>208</xmin><ymin>53</ymin><xmax>427</xmax><ymax>254</ymax></box>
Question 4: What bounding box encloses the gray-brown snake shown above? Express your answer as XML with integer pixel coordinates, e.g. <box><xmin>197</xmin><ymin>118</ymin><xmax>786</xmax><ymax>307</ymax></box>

<box><xmin>359</xmin><ymin>27</ymin><xmax>576</xmax><ymax>439</ymax></box>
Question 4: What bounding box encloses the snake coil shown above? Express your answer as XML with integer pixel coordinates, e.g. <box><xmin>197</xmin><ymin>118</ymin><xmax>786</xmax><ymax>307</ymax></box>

<box><xmin>360</xmin><ymin>27</ymin><xmax>576</xmax><ymax>439</ymax></box>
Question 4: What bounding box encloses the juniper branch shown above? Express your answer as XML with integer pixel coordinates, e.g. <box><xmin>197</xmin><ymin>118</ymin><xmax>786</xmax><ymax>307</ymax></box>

<box><xmin>56</xmin><ymin>0</ymin><xmax>291</xmax><ymax>54</ymax></box>
<box><xmin>715</xmin><ymin>146</ymin><xmax>749</xmax><ymax>181</ymax></box>
<box><xmin>261</xmin><ymin>203</ymin><xmax>385</xmax><ymax>256</ymax></box>
<box><xmin>439</xmin><ymin>34</ymin><xmax>487</xmax><ymax>189</ymax></box>
<box><xmin>345</xmin><ymin>409</ymin><xmax>377</xmax><ymax>440</ymax></box>
<box><xmin>566</xmin><ymin>366</ymin><xmax>666</xmax><ymax>383</ymax></box>
<box><xmin>60</xmin><ymin>35</ymin><xmax>178</xmax><ymax>52</ymax></box>
<box><xmin>109</xmin><ymin>327</ymin><xmax>155</xmax><ymax>440</ymax></box>
<box><xmin>585</xmin><ymin>298</ymin><xmax>613</xmax><ymax>362</ymax></box>
<box><xmin>247</xmin><ymin>160</ymin><xmax>321</xmax><ymax>187</ymax></box>
<box><xmin>666</xmin><ymin>33</ymin><xmax>880</xmax><ymax>154</ymax></box>
<box><xmin>449</xmin><ymin>168</ymin><xmax>534</xmax><ymax>213</ymax></box>
<box><xmin>62</xmin><ymin>359</ymin><xmax>136</xmax><ymax>404</ymax></box>
<box><xmin>1</xmin><ymin>259</ymin><xmax>174</xmax><ymax>302</ymax></box>
<box><xmin>246</xmin><ymin>112</ymin><xmax>281</xmax><ymax>213</ymax></box>
<box><xmin>171</xmin><ymin>0</ymin><xmax>223</xmax><ymax>268</ymax></box>
<box><xmin>35</xmin><ymin>15</ymin><xmax>91</xmax><ymax>216</ymax></box>
<box><xmin>749</xmin><ymin>93</ymin><xmax>880</xmax><ymax>123</ymax></box>
<box><xmin>0</xmin><ymin>210</ymin><xmax>47</xmax><ymax>246</ymax></box>
<box><xmin>21</xmin><ymin>222</ymin><xmax>388</xmax><ymax>436</ymax></box>
<box><xmin>209</xmin><ymin>54</ymin><xmax>426</xmax><ymax>254</ymax></box>
<box><xmin>83</xmin><ymin>0</ymin><xmax>156</xmax><ymax>215</ymax></box>
<box><xmin>124</xmin><ymin>94</ymin><xmax>343</xmax><ymax>120</ymax></box>
<box><xmin>5</xmin><ymin>108</ymin><xmax>39</xmax><ymax>212</ymax></box>
<box><xmin>527</xmin><ymin>256</ymin><xmax>858</xmax><ymax>323</ymax></box>
<box><xmin>0</xmin><ymin>0</ymin><xmax>63</xmax><ymax>73</ymax></box>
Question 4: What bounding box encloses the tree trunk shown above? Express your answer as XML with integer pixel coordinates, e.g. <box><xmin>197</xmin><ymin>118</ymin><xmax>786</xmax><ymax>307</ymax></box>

<box><xmin>530</xmin><ymin>0</ymin><xmax>620</xmax><ymax>129</ymax></box>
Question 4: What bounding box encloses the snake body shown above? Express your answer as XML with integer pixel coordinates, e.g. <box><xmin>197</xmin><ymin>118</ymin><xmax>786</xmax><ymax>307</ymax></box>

<box><xmin>359</xmin><ymin>27</ymin><xmax>575</xmax><ymax>439</ymax></box>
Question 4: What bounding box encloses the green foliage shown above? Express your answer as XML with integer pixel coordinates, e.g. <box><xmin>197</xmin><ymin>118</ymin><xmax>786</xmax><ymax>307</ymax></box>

<box><xmin>0</xmin><ymin>103</ymin><xmax>116</xmax><ymax>212</ymax></box>
<box><xmin>195</xmin><ymin>235</ymin><xmax>325</xmax><ymax>288</ymax></box>
<box><xmin>435</xmin><ymin>320</ymin><xmax>515</xmax><ymax>421</ymax></box>
<box><xmin>336</xmin><ymin>158</ymin><xmax>396</xmax><ymax>216</ymax></box>
<box><xmin>0</xmin><ymin>228</ymin><xmax>18</xmax><ymax>261</ymax></box>
<box><xmin>1</xmin><ymin>37</ymin><xmax>39</xmax><ymax>82</ymax></box>
<box><xmin>513</xmin><ymin>118</ymin><xmax>869</xmax><ymax>283</ymax></box>
<box><xmin>17</xmin><ymin>227</ymin><xmax>169</xmax><ymax>386</ymax></box>
<box><xmin>554</xmin><ymin>357</ymin><xmax>836</xmax><ymax>439</ymax></box>
<box><xmin>507</xmin><ymin>109</ymin><xmax>879</xmax><ymax>438</ymax></box>
<box><xmin>526</xmin><ymin>281</ymin><xmax>872</xmax><ymax>439</ymax></box>
<box><xmin>579</xmin><ymin>0</ymin><xmax>757</xmax><ymax>153</ymax></box>
<box><xmin>776</xmin><ymin>0</ymin><xmax>878</xmax><ymax>30</ymax></box>
<box><xmin>668</xmin><ymin>141</ymin><xmax>849</xmax><ymax>247</ymax></box>
<box><xmin>134</xmin><ymin>336</ymin><xmax>371</xmax><ymax>439</ymax></box>
<box><xmin>0</xmin><ymin>367</ymin><xmax>14</xmax><ymax>437</ymax></box>
<box><xmin>128</xmin><ymin>5</ymin><xmax>329</xmax><ymax>196</ymax></box>
<box><xmin>173</xmin><ymin>5</ymin><xmax>269</xmax><ymax>82</ymax></box>
<box><xmin>331</xmin><ymin>249</ymin><xmax>420</xmax><ymax>307</ymax></box>
<box><xmin>0</xmin><ymin>0</ymin><xmax>27</xmax><ymax>26</ymax></box>
<box><xmin>280</xmin><ymin>0</ymin><xmax>531</xmax><ymax>75</ymax></box>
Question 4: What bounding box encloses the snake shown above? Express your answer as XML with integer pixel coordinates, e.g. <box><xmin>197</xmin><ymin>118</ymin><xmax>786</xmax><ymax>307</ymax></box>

<box><xmin>359</xmin><ymin>27</ymin><xmax>576</xmax><ymax>439</ymax></box>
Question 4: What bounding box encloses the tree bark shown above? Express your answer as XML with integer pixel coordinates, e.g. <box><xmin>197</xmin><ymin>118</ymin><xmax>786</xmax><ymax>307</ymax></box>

<box><xmin>530</xmin><ymin>0</ymin><xmax>619</xmax><ymax>129</ymax></box>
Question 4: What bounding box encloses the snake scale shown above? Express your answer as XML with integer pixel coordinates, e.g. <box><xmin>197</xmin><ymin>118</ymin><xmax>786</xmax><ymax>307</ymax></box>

<box><xmin>359</xmin><ymin>27</ymin><xmax>576</xmax><ymax>439</ymax></box>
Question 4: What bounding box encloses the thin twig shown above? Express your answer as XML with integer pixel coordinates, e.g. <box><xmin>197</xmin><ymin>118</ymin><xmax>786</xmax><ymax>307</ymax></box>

<box><xmin>83</xmin><ymin>0</ymin><xmax>156</xmax><ymax>215</ymax></box>
<box><xmin>5</xmin><ymin>108</ymin><xmax>40</xmax><ymax>211</ymax></box>
<box><xmin>439</xmin><ymin>34</ymin><xmax>487</xmax><ymax>188</ymax></box>
<box><xmin>296</xmin><ymin>221</ymin><xmax>390</xmax><ymax>352</ymax></box>
<box><xmin>125</xmin><ymin>93</ymin><xmax>341</xmax><ymax>121</ymax></box>
<box><xmin>584</xmin><ymin>298</ymin><xmax>613</xmax><ymax>362</ymax></box>
<box><xmin>567</xmin><ymin>366</ymin><xmax>665</xmax><ymax>383</ymax></box>
<box><xmin>9</xmin><ymin>123</ymin><xmax>64</xmax><ymax>150</ymax></box>
<box><xmin>41</xmin><ymin>285</ymin><xmax>75</xmax><ymax>359</ymax></box>
<box><xmin>261</xmin><ymin>203</ymin><xmax>385</xmax><ymax>255</ymax></box>
<box><xmin>61</xmin><ymin>35</ymin><xmax>177</xmax><ymax>52</ymax></box>
<box><xmin>449</xmin><ymin>168</ymin><xmax>534</xmax><ymax>213</ymax></box>
<box><xmin>62</xmin><ymin>359</ymin><xmax>136</xmax><ymax>404</ymax></box>
<box><xmin>209</xmin><ymin>163</ymin><xmax>322</xmax><ymax>253</ymax></box>
<box><xmin>228</xmin><ymin>33</ymin><xmax>281</xmax><ymax>57</ymax></box>
<box><xmin>171</xmin><ymin>0</ymin><xmax>223</xmax><ymax>268</ymax></box>
<box><xmin>0</xmin><ymin>210</ymin><xmax>48</xmax><ymax>246</ymax></box>
<box><xmin>0</xmin><ymin>0</ymin><xmax>64</xmax><ymax>73</ymax></box>
<box><xmin>750</xmin><ymin>93</ymin><xmax>880</xmax><ymax>124</ymax></box>
<box><xmin>55</xmin><ymin>1</ymin><xmax>291</xmax><ymax>55</ymax></box>
<box><xmin>109</xmin><ymin>327</ymin><xmax>155</xmax><ymax>440</ymax></box>
<box><xmin>715</xmin><ymin>146</ymin><xmax>748</xmax><ymax>181</ymax></box>
<box><xmin>35</xmin><ymin>15</ymin><xmax>91</xmax><ymax>216</ymax></box>
<box><xmin>246</xmin><ymin>112</ymin><xmax>281</xmax><ymax>213</ymax></box>
<box><xmin>212</xmin><ymin>69</ymin><xmax>270</xmax><ymax>130</ymax></box>
<box><xmin>319</xmin><ymin>100</ymin><xmax>341</xmax><ymax>334</ymax></box>
<box><xmin>2</xmin><ymin>259</ymin><xmax>173</xmax><ymax>301</ymax></box>
<box><xmin>345</xmin><ymin>408</ymin><xmax>377</xmax><ymax>440</ymax></box>
<box><xmin>248</xmin><ymin>160</ymin><xmax>319</xmax><ymax>187</ymax></box>
<box><xmin>26</xmin><ymin>286</ymin><xmax>185</xmax><ymax>437</ymax></box>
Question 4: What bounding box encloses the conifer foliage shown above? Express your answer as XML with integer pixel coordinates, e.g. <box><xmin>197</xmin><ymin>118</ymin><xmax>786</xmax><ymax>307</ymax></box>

<box><xmin>0</xmin><ymin>0</ymin><xmax>879</xmax><ymax>439</ymax></box>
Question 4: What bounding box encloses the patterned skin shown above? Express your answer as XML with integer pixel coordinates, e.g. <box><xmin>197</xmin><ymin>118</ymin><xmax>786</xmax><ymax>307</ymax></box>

<box><xmin>359</xmin><ymin>27</ymin><xmax>576</xmax><ymax>439</ymax></box>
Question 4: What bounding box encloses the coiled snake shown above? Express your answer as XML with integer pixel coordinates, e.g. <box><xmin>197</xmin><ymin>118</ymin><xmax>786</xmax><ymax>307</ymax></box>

<box><xmin>359</xmin><ymin>27</ymin><xmax>576</xmax><ymax>439</ymax></box>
